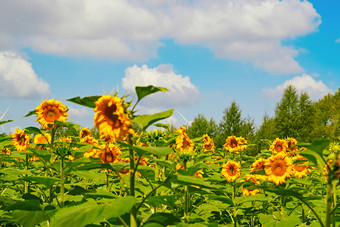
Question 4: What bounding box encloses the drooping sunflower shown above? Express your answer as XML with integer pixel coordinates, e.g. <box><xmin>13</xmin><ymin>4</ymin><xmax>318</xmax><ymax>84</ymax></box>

<box><xmin>11</xmin><ymin>129</ymin><xmax>30</xmax><ymax>151</ymax></box>
<box><xmin>175</xmin><ymin>126</ymin><xmax>194</xmax><ymax>153</ymax></box>
<box><xmin>270</xmin><ymin>138</ymin><xmax>288</xmax><ymax>154</ymax></box>
<box><xmin>202</xmin><ymin>134</ymin><xmax>215</xmax><ymax>152</ymax></box>
<box><xmin>79</xmin><ymin>127</ymin><xmax>92</xmax><ymax>138</ymax></box>
<box><xmin>34</xmin><ymin>133</ymin><xmax>51</xmax><ymax>144</ymax></box>
<box><xmin>286</xmin><ymin>138</ymin><xmax>298</xmax><ymax>152</ymax></box>
<box><xmin>241</xmin><ymin>174</ymin><xmax>260</xmax><ymax>197</ymax></box>
<box><xmin>221</xmin><ymin>161</ymin><xmax>241</xmax><ymax>182</ymax></box>
<box><xmin>94</xmin><ymin>95</ymin><xmax>133</xmax><ymax>141</ymax></box>
<box><xmin>35</xmin><ymin>99</ymin><xmax>68</xmax><ymax>129</ymax></box>
<box><xmin>265</xmin><ymin>153</ymin><xmax>292</xmax><ymax>185</ymax></box>
<box><xmin>292</xmin><ymin>155</ymin><xmax>310</xmax><ymax>178</ymax></box>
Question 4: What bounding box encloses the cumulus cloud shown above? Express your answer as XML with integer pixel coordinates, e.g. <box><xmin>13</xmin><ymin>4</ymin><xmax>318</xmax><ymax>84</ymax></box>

<box><xmin>262</xmin><ymin>74</ymin><xmax>333</xmax><ymax>101</ymax></box>
<box><xmin>67</xmin><ymin>106</ymin><xmax>93</xmax><ymax>119</ymax></box>
<box><xmin>0</xmin><ymin>0</ymin><xmax>320</xmax><ymax>74</ymax></box>
<box><xmin>0</xmin><ymin>51</ymin><xmax>51</xmax><ymax>98</ymax></box>
<box><xmin>336</xmin><ymin>38</ymin><xmax>340</xmax><ymax>43</ymax></box>
<box><xmin>122</xmin><ymin>64</ymin><xmax>199</xmax><ymax>107</ymax></box>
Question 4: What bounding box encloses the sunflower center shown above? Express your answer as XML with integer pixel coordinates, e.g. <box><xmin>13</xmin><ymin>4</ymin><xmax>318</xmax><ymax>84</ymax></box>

<box><xmin>276</xmin><ymin>144</ymin><xmax>282</xmax><ymax>152</ymax></box>
<box><xmin>294</xmin><ymin>164</ymin><xmax>306</xmax><ymax>172</ymax></box>
<box><xmin>17</xmin><ymin>134</ymin><xmax>26</xmax><ymax>146</ymax></box>
<box><xmin>271</xmin><ymin>160</ymin><xmax>286</xmax><ymax>176</ymax></box>
<box><xmin>228</xmin><ymin>165</ymin><xmax>236</xmax><ymax>176</ymax></box>
<box><xmin>231</xmin><ymin>139</ymin><xmax>238</xmax><ymax>148</ymax></box>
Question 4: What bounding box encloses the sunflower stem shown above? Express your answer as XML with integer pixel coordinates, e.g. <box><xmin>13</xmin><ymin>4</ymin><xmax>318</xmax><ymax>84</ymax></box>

<box><xmin>24</xmin><ymin>154</ymin><xmax>29</xmax><ymax>194</ymax></box>
<box><xmin>129</xmin><ymin>135</ymin><xmax>137</xmax><ymax>227</ymax></box>
<box><xmin>232</xmin><ymin>183</ymin><xmax>237</xmax><ymax>227</ymax></box>
<box><xmin>60</xmin><ymin>156</ymin><xmax>65</xmax><ymax>208</ymax></box>
<box><xmin>326</xmin><ymin>178</ymin><xmax>333</xmax><ymax>227</ymax></box>
<box><xmin>281</xmin><ymin>196</ymin><xmax>285</xmax><ymax>220</ymax></box>
<box><xmin>183</xmin><ymin>160</ymin><xmax>190</xmax><ymax>223</ymax></box>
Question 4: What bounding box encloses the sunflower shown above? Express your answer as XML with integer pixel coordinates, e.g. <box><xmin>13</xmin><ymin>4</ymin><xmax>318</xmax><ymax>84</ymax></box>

<box><xmin>34</xmin><ymin>133</ymin><xmax>51</xmax><ymax>144</ymax></box>
<box><xmin>292</xmin><ymin>155</ymin><xmax>310</xmax><ymax>178</ymax></box>
<box><xmin>202</xmin><ymin>134</ymin><xmax>215</xmax><ymax>152</ymax></box>
<box><xmin>223</xmin><ymin>136</ymin><xmax>239</xmax><ymax>153</ymax></box>
<box><xmin>250</xmin><ymin>158</ymin><xmax>266</xmax><ymax>172</ymax></box>
<box><xmin>238</xmin><ymin>137</ymin><xmax>248</xmax><ymax>151</ymax></box>
<box><xmin>79</xmin><ymin>127</ymin><xmax>92</xmax><ymax>138</ymax></box>
<box><xmin>99</xmin><ymin>143</ymin><xmax>122</xmax><ymax>163</ymax></box>
<box><xmin>175</xmin><ymin>127</ymin><xmax>194</xmax><ymax>153</ymax></box>
<box><xmin>265</xmin><ymin>153</ymin><xmax>292</xmax><ymax>185</ymax></box>
<box><xmin>11</xmin><ymin>129</ymin><xmax>30</xmax><ymax>151</ymax></box>
<box><xmin>270</xmin><ymin>138</ymin><xmax>287</xmax><ymax>154</ymax></box>
<box><xmin>221</xmin><ymin>161</ymin><xmax>241</xmax><ymax>182</ymax></box>
<box><xmin>241</xmin><ymin>175</ymin><xmax>260</xmax><ymax>197</ymax></box>
<box><xmin>81</xmin><ymin>136</ymin><xmax>102</xmax><ymax>158</ymax></box>
<box><xmin>1</xmin><ymin>148</ymin><xmax>11</xmax><ymax>155</ymax></box>
<box><xmin>286</xmin><ymin>138</ymin><xmax>298</xmax><ymax>152</ymax></box>
<box><xmin>35</xmin><ymin>99</ymin><xmax>68</xmax><ymax>129</ymax></box>
<box><xmin>94</xmin><ymin>95</ymin><xmax>133</xmax><ymax>141</ymax></box>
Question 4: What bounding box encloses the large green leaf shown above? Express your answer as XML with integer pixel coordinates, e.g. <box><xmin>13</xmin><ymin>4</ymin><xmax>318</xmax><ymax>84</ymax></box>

<box><xmin>10</xmin><ymin>210</ymin><xmax>49</xmax><ymax>227</ymax></box>
<box><xmin>24</xmin><ymin>110</ymin><xmax>36</xmax><ymax>117</ymax></box>
<box><xmin>133</xmin><ymin>109</ymin><xmax>174</xmax><ymax>131</ymax></box>
<box><xmin>21</xmin><ymin>176</ymin><xmax>60</xmax><ymax>187</ymax></box>
<box><xmin>135</xmin><ymin>85</ymin><xmax>168</xmax><ymax>103</ymax></box>
<box><xmin>66</xmin><ymin>95</ymin><xmax>101</xmax><ymax>108</ymax></box>
<box><xmin>50</xmin><ymin>196</ymin><xmax>136</xmax><ymax>227</ymax></box>
<box><xmin>24</xmin><ymin>126</ymin><xmax>43</xmax><ymax>135</ymax></box>
<box><xmin>117</xmin><ymin>142</ymin><xmax>173</xmax><ymax>157</ymax></box>
<box><xmin>173</xmin><ymin>174</ymin><xmax>217</xmax><ymax>189</ymax></box>
<box><xmin>0</xmin><ymin>120</ymin><xmax>13</xmax><ymax>126</ymax></box>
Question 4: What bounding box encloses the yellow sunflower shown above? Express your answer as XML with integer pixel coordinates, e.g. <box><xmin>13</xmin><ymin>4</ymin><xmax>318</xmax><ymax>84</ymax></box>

<box><xmin>238</xmin><ymin>137</ymin><xmax>248</xmax><ymax>151</ymax></box>
<box><xmin>79</xmin><ymin>127</ymin><xmax>92</xmax><ymax>138</ymax></box>
<box><xmin>224</xmin><ymin>136</ymin><xmax>247</xmax><ymax>153</ymax></box>
<box><xmin>94</xmin><ymin>95</ymin><xmax>133</xmax><ymax>141</ymax></box>
<box><xmin>175</xmin><ymin>127</ymin><xmax>194</xmax><ymax>153</ymax></box>
<box><xmin>99</xmin><ymin>143</ymin><xmax>122</xmax><ymax>163</ymax></box>
<box><xmin>265</xmin><ymin>153</ymin><xmax>292</xmax><ymax>185</ymax></box>
<box><xmin>221</xmin><ymin>161</ymin><xmax>241</xmax><ymax>182</ymax></box>
<box><xmin>286</xmin><ymin>138</ymin><xmax>298</xmax><ymax>152</ymax></box>
<box><xmin>202</xmin><ymin>134</ymin><xmax>215</xmax><ymax>152</ymax></box>
<box><xmin>292</xmin><ymin>155</ymin><xmax>310</xmax><ymax>178</ymax></box>
<box><xmin>250</xmin><ymin>158</ymin><xmax>266</xmax><ymax>172</ymax></box>
<box><xmin>1</xmin><ymin>148</ymin><xmax>11</xmax><ymax>155</ymax></box>
<box><xmin>11</xmin><ymin>129</ymin><xmax>30</xmax><ymax>151</ymax></box>
<box><xmin>34</xmin><ymin>133</ymin><xmax>51</xmax><ymax>144</ymax></box>
<box><xmin>35</xmin><ymin>99</ymin><xmax>68</xmax><ymax>129</ymax></box>
<box><xmin>270</xmin><ymin>138</ymin><xmax>288</xmax><ymax>154</ymax></box>
<box><xmin>81</xmin><ymin>136</ymin><xmax>102</xmax><ymax>158</ymax></box>
<box><xmin>241</xmin><ymin>174</ymin><xmax>260</xmax><ymax>197</ymax></box>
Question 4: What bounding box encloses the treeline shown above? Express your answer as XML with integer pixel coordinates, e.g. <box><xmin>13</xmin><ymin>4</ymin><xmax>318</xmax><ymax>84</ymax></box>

<box><xmin>186</xmin><ymin>85</ymin><xmax>340</xmax><ymax>154</ymax></box>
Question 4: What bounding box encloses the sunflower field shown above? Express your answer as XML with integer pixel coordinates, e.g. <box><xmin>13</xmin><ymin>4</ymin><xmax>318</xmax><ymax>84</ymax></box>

<box><xmin>1</xmin><ymin>85</ymin><xmax>340</xmax><ymax>227</ymax></box>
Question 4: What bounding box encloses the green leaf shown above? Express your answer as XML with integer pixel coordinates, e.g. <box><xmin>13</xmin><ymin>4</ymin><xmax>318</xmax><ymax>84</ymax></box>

<box><xmin>117</xmin><ymin>142</ymin><xmax>173</xmax><ymax>156</ymax></box>
<box><xmin>144</xmin><ymin>212</ymin><xmax>180</xmax><ymax>226</ymax></box>
<box><xmin>66</xmin><ymin>95</ymin><xmax>101</xmax><ymax>108</ymax></box>
<box><xmin>5</xmin><ymin>199</ymin><xmax>42</xmax><ymax>211</ymax></box>
<box><xmin>10</xmin><ymin>210</ymin><xmax>49</xmax><ymax>227</ymax></box>
<box><xmin>173</xmin><ymin>174</ymin><xmax>216</xmax><ymax>189</ymax></box>
<box><xmin>135</xmin><ymin>85</ymin><xmax>168</xmax><ymax>103</ymax></box>
<box><xmin>145</xmin><ymin>194</ymin><xmax>184</xmax><ymax>207</ymax></box>
<box><xmin>21</xmin><ymin>176</ymin><xmax>60</xmax><ymax>187</ymax></box>
<box><xmin>0</xmin><ymin>120</ymin><xmax>13</xmax><ymax>126</ymax></box>
<box><xmin>24</xmin><ymin>127</ymin><xmax>43</xmax><ymax>135</ymax></box>
<box><xmin>50</xmin><ymin>197</ymin><xmax>136</xmax><ymax>227</ymax></box>
<box><xmin>300</xmin><ymin>149</ymin><xmax>325</xmax><ymax>168</ymax></box>
<box><xmin>24</xmin><ymin>110</ymin><xmax>36</xmax><ymax>117</ymax></box>
<box><xmin>133</xmin><ymin>109</ymin><xmax>174</xmax><ymax>131</ymax></box>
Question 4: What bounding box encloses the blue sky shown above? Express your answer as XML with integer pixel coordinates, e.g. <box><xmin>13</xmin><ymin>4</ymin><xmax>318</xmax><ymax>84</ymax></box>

<box><xmin>0</xmin><ymin>0</ymin><xmax>339</xmax><ymax>134</ymax></box>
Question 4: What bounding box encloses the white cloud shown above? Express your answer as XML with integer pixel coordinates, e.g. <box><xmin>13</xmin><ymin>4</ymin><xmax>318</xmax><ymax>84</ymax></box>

<box><xmin>122</xmin><ymin>64</ymin><xmax>200</xmax><ymax>107</ymax></box>
<box><xmin>0</xmin><ymin>0</ymin><xmax>320</xmax><ymax>74</ymax></box>
<box><xmin>0</xmin><ymin>51</ymin><xmax>51</xmax><ymax>98</ymax></box>
<box><xmin>67</xmin><ymin>106</ymin><xmax>92</xmax><ymax>119</ymax></box>
<box><xmin>262</xmin><ymin>74</ymin><xmax>333</xmax><ymax>101</ymax></box>
<box><xmin>336</xmin><ymin>38</ymin><xmax>340</xmax><ymax>43</ymax></box>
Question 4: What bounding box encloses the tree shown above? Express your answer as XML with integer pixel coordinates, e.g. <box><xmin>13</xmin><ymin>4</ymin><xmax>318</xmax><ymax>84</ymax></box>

<box><xmin>187</xmin><ymin>114</ymin><xmax>217</xmax><ymax>139</ymax></box>
<box><xmin>274</xmin><ymin>85</ymin><xmax>299</xmax><ymax>139</ymax></box>
<box><xmin>254</xmin><ymin>112</ymin><xmax>276</xmax><ymax>153</ymax></box>
<box><xmin>215</xmin><ymin>101</ymin><xmax>244</xmax><ymax>148</ymax></box>
<box><xmin>296</xmin><ymin>92</ymin><xmax>315</xmax><ymax>142</ymax></box>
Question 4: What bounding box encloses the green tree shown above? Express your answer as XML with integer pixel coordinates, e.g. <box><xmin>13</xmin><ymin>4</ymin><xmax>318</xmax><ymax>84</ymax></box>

<box><xmin>215</xmin><ymin>101</ymin><xmax>244</xmax><ymax>148</ymax></box>
<box><xmin>296</xmin><ymin>92</ymin><xmax>315</xmax><ymax>142</ymax></box>
<box><xmin>274</xmin><ymin>85</ymin><xmax>299</xmax><ymax>138</ymax></box>
<box><xmin>254</xmin><ymin>112</ymin><xmax>276</xmax><ymax>153</ymax></box>
<box><xmin>187</xmin><ymin>114</ymin><xmax>217</xmax><ymax>139</ymax></box>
